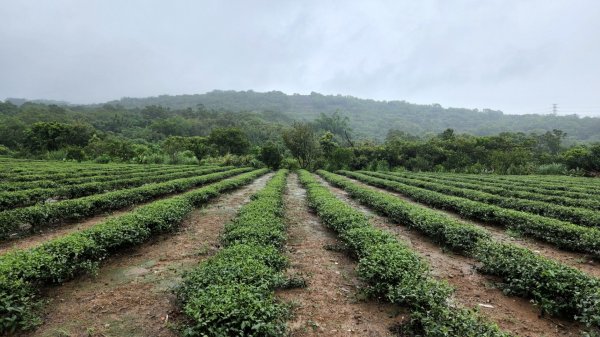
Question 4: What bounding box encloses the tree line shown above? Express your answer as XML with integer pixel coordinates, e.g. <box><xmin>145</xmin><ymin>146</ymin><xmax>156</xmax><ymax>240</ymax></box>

<box><xmin>105</xmin><ymin>90</ymin><xmax>600</xmax><ymax>142</ymax></box>
<box><xmin>0</xmin><ymin>100</ymin><xmax>598</xmax><ymax>175</ymax></box>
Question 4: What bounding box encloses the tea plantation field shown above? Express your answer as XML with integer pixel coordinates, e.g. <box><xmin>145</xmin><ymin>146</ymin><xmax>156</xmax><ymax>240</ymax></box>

<box><xmin>0</xmin><ymin>158</ymin><xmax>598</xmax><ymax>336</ymax></box>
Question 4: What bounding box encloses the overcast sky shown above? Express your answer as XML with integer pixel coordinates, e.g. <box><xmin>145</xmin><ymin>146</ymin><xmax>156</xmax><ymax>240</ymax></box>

<box><xmin>1</xmin><ymin>0</ymin><xmax>599</xmax><ymax>116</ymax></box>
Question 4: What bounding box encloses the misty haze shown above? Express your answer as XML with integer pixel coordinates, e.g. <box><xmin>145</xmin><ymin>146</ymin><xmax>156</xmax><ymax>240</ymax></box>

<box><xmin>1</xmin><ymin>1</ymin><xmax>599</xmax><ymax>337</ymax></box>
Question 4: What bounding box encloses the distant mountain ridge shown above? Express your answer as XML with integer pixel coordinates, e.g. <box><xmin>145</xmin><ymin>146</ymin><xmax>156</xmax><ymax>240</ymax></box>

<box><xmin>8</xmin><ymin>90</ymin><xmax>600</xmax><ymax>142</ymax></box>
<box><xmin>104</xmin><ymin>90</ymin><xmax>599</xmax><ymax>142</ymax></box>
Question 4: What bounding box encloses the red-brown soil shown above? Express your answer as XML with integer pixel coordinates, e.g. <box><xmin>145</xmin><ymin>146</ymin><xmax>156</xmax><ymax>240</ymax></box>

<box><xmin>0</xmin><ymin>210</ymin><xmax>132</xmax><ymax>255</ymax></box>
<box><xmin>1</xmin><ymin>172</ymin><xmax>238</xmax><ymax>255</ymax></box>
<box><xmin>342</xmin><ymin>174</ymin><xmax>600</xmax><ymax>278</ymax></box>
<box><xmin>276</xmin><ymin>173</ymin><xmax>403</xmax><ymax>337</ymax></box>
<box><xmin>316</xmin><ymin>174</ymin><xmax>585</xmax><ymax>337</ymax></box>
<box><xmin>17</xmin><ymin>173</ymin><xmax>273</xmax><ymax>337</ymax></box>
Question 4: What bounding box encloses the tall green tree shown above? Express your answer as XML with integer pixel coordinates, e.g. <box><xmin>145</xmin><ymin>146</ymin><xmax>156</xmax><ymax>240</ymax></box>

<box><xmin>282</xmin><ymin>122</ymin><xmax>321</xmax><ymax>169</ymax></box>
<box><xmin>562</xmin><ymin>144</ymin><xmax>600</xmax><ymax>174</ymax></box>
<box><xmin>24</xmin><ymin>122</ymin><xmax>93</xmax><ymax>153</ymax></box>
<box><xmin>208</xmin><ymin>127</ymin><xmax>250</xmax><ymax>155</ymax></box>
<box><xmin>319</xmin><ymin>131</ymin><xmax>338</xmax><ymax>157</ymax></box>
<box><xmin>259</xmin><ymin>141</ymin><xmax>284</xmax><ymax>169</ymax></box>
<box><xmin>162</xmin><ymin>136</ymin><xmax>213</xmax><ymax>161</ymax></box>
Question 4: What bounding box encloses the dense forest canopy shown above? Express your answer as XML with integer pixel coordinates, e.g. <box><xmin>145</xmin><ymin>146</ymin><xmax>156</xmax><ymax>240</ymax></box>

<box><xmin>1</xmin><ymin>92</ymin><xmax>599</xmax><ymax>175</ymax></box>
<box><xmin>98</xmin><ymin>90</ymin><xmax>600</xmax><ymax>142</ymax></box>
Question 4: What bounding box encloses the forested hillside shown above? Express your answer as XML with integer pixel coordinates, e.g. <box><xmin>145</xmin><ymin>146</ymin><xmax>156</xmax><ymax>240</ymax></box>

<box><xmin>107</xmin><ymin>90</ymin><xmax>600</xmax><ymax>142</ymax></box>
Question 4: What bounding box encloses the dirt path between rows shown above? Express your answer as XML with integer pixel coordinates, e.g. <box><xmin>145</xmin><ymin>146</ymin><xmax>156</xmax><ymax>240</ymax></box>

<box><xmin>342</xmin><ymin>174</ymin><xmax>600</xmax><ymax>278</ymax></box>
<box><xmin>315</xmin><ymin>174</ymin><xmax>584</xmax><ymax>337</ymax></box>
<box><xmin>276</xmin><ymin>174</ymin><xmax>402</xmax><ymax>337</ymax></box>
<box><xmin>456</xmin><ymin>215</ymin><xmax>600</xmax><ymax>277</ymax></box>
<box><xmin>1</xmin><ymin>172</ymin><xmax>234</xmax><ymax>255</ymax></box>
<box><xmin>0</xmin><ymin>209</ymin><xmax>133</xmax><ymax>255</ymax></box>
<box><xmin>18</xmin><ymin>173</ymin><xmax>273</xmax><ymax>337</ymax></box>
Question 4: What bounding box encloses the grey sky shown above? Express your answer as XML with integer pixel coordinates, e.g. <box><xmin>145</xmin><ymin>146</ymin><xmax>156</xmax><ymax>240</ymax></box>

<box><xmin>1</xmin><ymin>0</ymin><xmax>599</xmax><ymax>116</ymax></box>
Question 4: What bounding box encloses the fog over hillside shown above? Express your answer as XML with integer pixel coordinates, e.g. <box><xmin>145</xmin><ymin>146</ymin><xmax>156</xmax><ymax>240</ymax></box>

<box><xmin>105</xmin><ymin>90</ymin><xmax>600</xmax><ymax>141</ymax></box>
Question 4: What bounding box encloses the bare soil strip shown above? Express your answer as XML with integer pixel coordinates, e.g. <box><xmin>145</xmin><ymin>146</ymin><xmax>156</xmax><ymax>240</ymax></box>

<box><xmin>455</xmin><ymin>214</ymin><xmax>600</xmax><ymax>278</ymax></box>
<box><xmin>18</xmin><ymin>173</ymin><xmax>273</xmax><ymax>337</ymax></box>
<box><xmin>276</xmin><ymin>174</ymin><xmax>402</xmax><ymax>337</ymax></box>
<box><xmin>315</xmin><ymin>174</ymin><xmax>584</xmax><ymax>337</ymax></box>
<box><xmin>0</xmin><ymin>209</ymin><xmax>132</xmax><ymax>255</ymax></box>
<box><xmin>1</xmin><ymin>174</ymin><xmax>238</xmax><ymax>255</ymax></box>
<box><xmin>341</xmin><ymin>174</ymin><xmax>600</xmax><ymax>278</ymax></box>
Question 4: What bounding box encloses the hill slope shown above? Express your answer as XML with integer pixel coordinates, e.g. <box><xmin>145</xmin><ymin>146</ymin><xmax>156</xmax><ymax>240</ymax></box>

<box><xmin>107</xmin><ymin>90</ymin><xmax>600</xmax><ymax>142</ymax></box>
